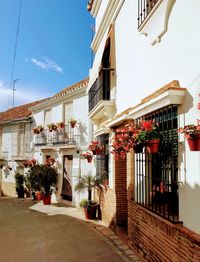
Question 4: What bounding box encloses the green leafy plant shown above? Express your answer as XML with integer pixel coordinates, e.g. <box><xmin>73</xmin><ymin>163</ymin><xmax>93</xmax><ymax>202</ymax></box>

<box><xmin>26</xmin><ymin>164</ymin><xmax>58</xmax><ymax>196</ymax></box>
<box><xmin>137</xmin><ymin>120</ymin><xmax>161</xmax><ymax>142</ymax></box>
<box><xmin>15</xmin><ymin>172</ymin><xmax>25</xmax><ymax>197</ymax></box>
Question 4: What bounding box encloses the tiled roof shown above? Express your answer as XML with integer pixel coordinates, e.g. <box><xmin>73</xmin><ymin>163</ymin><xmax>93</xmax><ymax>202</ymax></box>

<box><xmin>87</xmin><ymin>0</ymin><xmax>94</xmax><ymax>11</ymax></box>
<box><xmin>0</xmin><ymin>99</ymin><xmax>47</xmax><ymax>124</ymax></box>
<box><xmin>31</xmin><ymin>78</ymin><xmax>89</xmax><ymax>110</ymax></box>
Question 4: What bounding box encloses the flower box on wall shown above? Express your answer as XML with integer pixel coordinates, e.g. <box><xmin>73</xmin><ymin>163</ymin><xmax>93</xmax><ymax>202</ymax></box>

<box><xmin>178</xmin><ymin>123</ymin><xmax>200</xmax><ymax>151</ymax></box>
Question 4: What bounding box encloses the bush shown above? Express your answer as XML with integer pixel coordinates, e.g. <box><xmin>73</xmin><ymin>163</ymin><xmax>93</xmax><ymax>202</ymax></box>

<box><xmin>26</xmin><ymin>164</ymin><xmax>58</xmax><ymax>196</ymax></box>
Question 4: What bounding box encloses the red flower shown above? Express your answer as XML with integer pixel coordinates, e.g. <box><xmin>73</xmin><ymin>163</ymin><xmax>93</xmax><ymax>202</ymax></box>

<box><xmin>142</xmin><ymin>120</ymin><xmax>153</xmax><ymax>131</ymax></box>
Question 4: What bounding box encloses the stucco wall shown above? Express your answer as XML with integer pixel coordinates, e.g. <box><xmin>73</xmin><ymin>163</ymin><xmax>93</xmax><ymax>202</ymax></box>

<box><xmin>90</xmin><ymin>0</ymin><xmax>200</xmax><ymax>234</ymax></box>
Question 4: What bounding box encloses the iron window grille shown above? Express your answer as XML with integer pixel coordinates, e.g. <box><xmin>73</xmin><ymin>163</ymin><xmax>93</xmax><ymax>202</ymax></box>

<box><xmin>96</xmin><ymin>134</ymin><xmax>109</xmax><ymax>183</ymax></box>
<box><xmin>137</xmin><ymin>0</ymin><xmax>159</xmax><ymax>28</ymax></box>
<box><xmin>135</xmin><ymin>105</ymin><xmax>181</xmax><ymax>223</ymax></box>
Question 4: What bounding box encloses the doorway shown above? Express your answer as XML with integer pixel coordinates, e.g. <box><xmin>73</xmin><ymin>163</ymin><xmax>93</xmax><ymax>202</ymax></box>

<box><xmin>61</xmin><ymin>155</ymin><xmax>73</xmax><ymax>201</ymax></box>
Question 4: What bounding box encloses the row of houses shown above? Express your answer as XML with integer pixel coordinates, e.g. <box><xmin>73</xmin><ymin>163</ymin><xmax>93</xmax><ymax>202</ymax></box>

<box><xmin>1</xmin><ymin>0</ymin><xmax>200</xmax><ymax>260</ymax></box>
<box><xmin>0</xmin><ymin>78</ymin><xmax>92</xmax><ymax>205</ymax></box>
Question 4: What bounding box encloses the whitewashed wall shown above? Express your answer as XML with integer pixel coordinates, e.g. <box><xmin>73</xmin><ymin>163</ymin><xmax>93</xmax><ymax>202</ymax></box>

<box><xmin>91</xmin><ymin>0</ymin><xmax>200</xmax><ymax>233</ymax></box>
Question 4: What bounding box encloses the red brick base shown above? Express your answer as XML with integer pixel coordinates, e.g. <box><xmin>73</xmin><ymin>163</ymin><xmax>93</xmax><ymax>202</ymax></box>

<box><xmin>128</xmin><ymin>200</ymin><xmax>200</xmax><ymax>262</ymax></box>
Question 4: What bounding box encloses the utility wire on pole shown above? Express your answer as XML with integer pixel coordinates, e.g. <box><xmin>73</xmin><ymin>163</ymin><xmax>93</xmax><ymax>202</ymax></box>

<box><xmin>12</xmin><ymin>79</ymin><xmax>20</xmax><ymax>108</ymax></box>
<box><xmin>7</xmin><ymin>0</ymin><xmax>23</xmax><ymax>109</ymax></box>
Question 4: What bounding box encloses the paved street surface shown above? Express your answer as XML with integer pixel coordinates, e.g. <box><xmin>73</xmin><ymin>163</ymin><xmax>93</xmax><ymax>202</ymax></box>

<box><xmin>0</xmin><ymin>198</ymin><xmax>137</xmax><ymax>262</ymax></box>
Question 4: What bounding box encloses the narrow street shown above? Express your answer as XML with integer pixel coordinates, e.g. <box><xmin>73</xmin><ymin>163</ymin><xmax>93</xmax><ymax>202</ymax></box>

<box><xmin>0</xmin><ymin>198</ymin><xmax>127</xmax><ymax>262</ymax></box>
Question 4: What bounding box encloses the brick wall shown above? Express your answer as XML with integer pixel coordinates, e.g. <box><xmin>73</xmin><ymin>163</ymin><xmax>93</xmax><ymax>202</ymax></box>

<box><xmin>98</xmin><ymin>187</ymin><xmax>117</xmax><ymax>227</ymax></box>
<box><xmin>128</xmin><ymin>201</ymin><xmax>200</xmax><ymax>261</ymax></box>
<box><xmin>115</xmin><ymin>156</ymin><xmax>127</xmax><ymax>227</ymax></box>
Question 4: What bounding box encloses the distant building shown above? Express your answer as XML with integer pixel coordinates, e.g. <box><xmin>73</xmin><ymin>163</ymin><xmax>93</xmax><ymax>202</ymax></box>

<box><xmin>87</xmin><ymin>0</ymin><xmax>200</xmax><ymax>261</ymax></box>
<box><xmin>0</xmin><ymin>100</ymin><xmax>46</xmax><ymax>196</ymax></box>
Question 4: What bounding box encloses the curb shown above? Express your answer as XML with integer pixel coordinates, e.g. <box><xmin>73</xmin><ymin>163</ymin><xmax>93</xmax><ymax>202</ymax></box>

<box><xmin>92</xmin><ymin>224</ymin><xmax>140</xmax><ymax>262</ymax></box>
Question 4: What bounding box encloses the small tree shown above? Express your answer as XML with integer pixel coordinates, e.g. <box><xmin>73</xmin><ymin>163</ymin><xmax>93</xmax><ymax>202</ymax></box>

<box><xmin>26</xmin><ymin>164</ymin><xmax>58</xmax><ymax>196</ymax></box>
<box><xmin>75</xmin><ymin>173</ymin><xmax>101</xmax><ymax>201</ymax></box>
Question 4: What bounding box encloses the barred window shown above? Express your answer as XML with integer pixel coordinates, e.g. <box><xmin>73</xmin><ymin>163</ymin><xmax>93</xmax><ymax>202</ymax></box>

<box><xmin>135</xmin><ymin>105</ymin><xmax>181</xmax><ymax>223</ymax></box>
<box><xmin>96</xmin><ymin>134</ymin><xmax>109</xmax><ymax>185</ymax></box>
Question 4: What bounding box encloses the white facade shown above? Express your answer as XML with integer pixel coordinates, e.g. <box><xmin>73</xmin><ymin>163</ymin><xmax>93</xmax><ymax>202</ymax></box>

<box><xmin>88</xmin><ymin>0</ymin><xmax>200</xmax><ymax>234</ymax></box>
<box><xmin>0</xmin><ymin>121</ymin><xmax>34</xmax><ymax>196</ymax></box>
<box><xmin>31</xmin><ymin>80</ymin><xmax>94</xmax><ymax>206</ymax></box>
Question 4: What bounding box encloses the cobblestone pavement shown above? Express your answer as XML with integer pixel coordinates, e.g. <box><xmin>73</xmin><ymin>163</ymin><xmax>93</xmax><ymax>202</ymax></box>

<box><xmin>0</xmin><ymin>198</ymin><xmax>140</xmax><ymax>262</ymax></box>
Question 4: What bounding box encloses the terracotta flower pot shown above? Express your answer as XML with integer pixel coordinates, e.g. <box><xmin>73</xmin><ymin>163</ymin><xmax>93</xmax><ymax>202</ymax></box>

<box><xmin>35</xmin><ymin>191</ymin><xmax>42</xmax><ymax>201</ymax></box>
<box><xmin>42</xmin><ymin>195</ymin><xmax>51</xmax><ymax>205</ymax></box>
<box><xmin>87</xmin><ymin>157</ymin><xmax>92</xmax><ymax>163</ymax></box>
<box><xmin>92</xmin><ymin>148</ymin><xmax>102</xmax><ymax>155</ymax></box>
<box><xmin>83</xmin><ymin>205</ymin><xmax>97</xmax><ymax>219</ymax></box>
<box><xmin>187</xmin><ymin>134</ymin><xmax>200</xmax><ymax>151</ymax></box>
<box><xmin>146</xmin><ymin>140</ymin><xmax>160</xmax><ymax>153</ymax></box>
<box><xmin>70</xmin><ymin>122</ymin><xmax>76</xmax><ymax>128</ymax></box>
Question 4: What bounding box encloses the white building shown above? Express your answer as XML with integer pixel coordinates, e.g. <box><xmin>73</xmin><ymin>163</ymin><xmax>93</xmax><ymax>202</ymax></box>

<box><xmin>0</xmin><ymin>100</ymin><xmax>45</xmax><ymax>197</ymax></box>
<box><xmin>31</xmin><ymin>78</ymin><xmax>93</xmax><ymax>206</ymax></box>
<box><xmin>87</xmin><ymin>0</ymin><xmax>200</xmax><ymax>260</ymax></box>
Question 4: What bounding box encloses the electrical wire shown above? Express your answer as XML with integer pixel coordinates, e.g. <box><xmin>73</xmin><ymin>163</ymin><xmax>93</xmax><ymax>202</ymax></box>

<box><xmin>7</xmin><ymin>0</ymin><xmax>23</xmax><ymax>109</ymax></box>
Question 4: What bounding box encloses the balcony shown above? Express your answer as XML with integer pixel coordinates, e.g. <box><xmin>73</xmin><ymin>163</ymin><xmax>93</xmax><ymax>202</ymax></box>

<box><xmin>137</xmin><ymin>0</ymin><xmax>159</xmax><ymax>29</ymax></box>
<box><xmin>88</xmin><ymin>69</ymin><xmax>116</xmax><ymax>126</ymax></box>
<box><xmin>34</xmin><ymin>125</ymin><xmax>80</xmax><ymax>148</ymax></box>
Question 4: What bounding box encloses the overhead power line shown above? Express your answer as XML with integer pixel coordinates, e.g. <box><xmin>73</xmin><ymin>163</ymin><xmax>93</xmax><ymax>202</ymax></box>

<box><xmin>7</xmin><ymin>0</ymin><xmax>23</xmax><ymax>109</ymax></box>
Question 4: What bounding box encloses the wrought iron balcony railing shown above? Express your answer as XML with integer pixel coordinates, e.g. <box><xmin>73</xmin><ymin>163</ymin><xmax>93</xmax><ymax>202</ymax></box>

<box><xmin>89</xmin><ymin>69</ymin><xmax>110</xmax><ymax>112</ymax></box>
<box><xmin>34</xmin><ymin>124</ymin><xmax>80</xmax><ymax>147</ymax></box>
<box><xmin>137</xmin><ymin>0</ymin><xmax>159</xmax><ymax>28</ymax></box>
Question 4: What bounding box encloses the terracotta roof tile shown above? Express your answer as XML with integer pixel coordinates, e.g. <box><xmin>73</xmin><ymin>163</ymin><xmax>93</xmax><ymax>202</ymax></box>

<box><xmin>0</xmin><ymin>98</ymin><xmax>47</xmax><ymax>124</ymax></box>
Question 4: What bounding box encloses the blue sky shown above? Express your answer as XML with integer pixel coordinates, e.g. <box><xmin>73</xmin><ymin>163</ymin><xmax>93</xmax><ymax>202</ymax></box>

<box><xmin>0</xmin><ymin>0</ymin><xmax>93</xmax><ymax>111</ymax></box>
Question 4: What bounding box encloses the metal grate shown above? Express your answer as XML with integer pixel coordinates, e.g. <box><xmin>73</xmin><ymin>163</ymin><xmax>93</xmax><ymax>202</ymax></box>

<box><xmin>137</xmin><ymin>0</ymin><xmax>159</xmax><ymax>28</ymax></box>
<box><xmin>34</xmin><ymin>125</ymin><xmax>80</xmax><ymax>147</ymax></box>
<box><xmin>96</xmin><ymin>134</ymin><xmax>109</xmax><ymax>181</ymax></box>
<box><xmin>135</xmin><ymin>105</ymin><xmax>181</xmax><ymax>223</ymax></box>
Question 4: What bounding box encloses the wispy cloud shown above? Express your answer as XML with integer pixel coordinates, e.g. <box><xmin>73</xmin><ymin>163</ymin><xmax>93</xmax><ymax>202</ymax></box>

<box><xmin>0</xmin><ymin>80</ymin><xmax>52</xmax><ymax>112</ymax></box>
<box><xmin>29</xmin><ymin>56</ymin><xmax>63</xmax><ymax>74</ymax></box>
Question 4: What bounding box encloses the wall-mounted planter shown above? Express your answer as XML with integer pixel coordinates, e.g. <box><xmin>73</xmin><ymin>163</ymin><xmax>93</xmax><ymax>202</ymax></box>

<box><xmin>146</xmin><ymin>140</ymin><xmax>160</xmax><ymax>153</ymax></box>
<box><xmin>187</xmin><ymin>134</ymin><xmax>200</xmax><ymax>151</ymax></box>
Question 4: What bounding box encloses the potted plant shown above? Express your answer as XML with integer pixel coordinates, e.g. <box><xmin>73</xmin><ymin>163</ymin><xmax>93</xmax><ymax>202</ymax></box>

<box><xmin>47</xmin><ymin>123</ymin><xmax>57</xmax><ymax>132</ymax></box>
<box><xmin>89</xmin><ymin>140</ymin><xmax>104</xmax><ymax>155</ymax></box>
<box><xmin>15</xmin><ymin>172</ymin><xmax>25</xmax><ymax>198</ymax></box>
<box><xmin>137</xmin><ymin>120</ymin><xmax>161</xmax><ymax>153</ymax></box>
<box><xmin>111</xmin><ymin>123</ymin><xmax>144</xmax><ymax>158</ymax></box>
<box><xmin>75</xmin><ymin>173</ymin><xmax>101</xmax><ymax>219</ymax></box>
<box><xmin>57</xmin><ymin>121</ymin><xmax>65</xmax><ymax>129</ymax></box>
<box><xmin>81</xmin><ymin>152</ymin><xmax>93</xmax><ymax>163</ymax></box>
<box><xmin>177</xmin><ymin>121</ymin><xmax>200</xmax><ymax>151</ymax></box>
<box><xmin>26</xmin><ymin>164</ymin><xmax>58</xmax><ymax>205</ymax></box>
<box><xmin>68</xmin><ymin>118</ymin><xmax>77</xmax><ymax>128</ymax></box>
<box><xmin>33</xmin><ymin>125</ymin><xmax>44</xmax><ymax>134</ymax></box>
<box><xmin>45</xmin><ymin>157</ymin><xmax>56</xmax><ymax>166</ymax></box>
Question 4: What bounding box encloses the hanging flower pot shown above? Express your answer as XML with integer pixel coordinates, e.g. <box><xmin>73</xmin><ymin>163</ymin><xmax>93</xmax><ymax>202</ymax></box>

<box><xmin>68</xmin><ymin>119</ymin><xmax>77</xmax><ymax>128</ymax></box>
<box><xmin>146</xmin><ymin>140</ymin><xmax>160</xmax><ymax>153</ymax></box>
<box><xmin>133</xmin><ymin>143</ymin><xmax>144</xmax><ymax>153</ymax></box>
<box><xmin>87</xmin><ymin>156</ymin><xmax>92</xmax><ymax>163</ymax></box>
<box><xmin>187</xmin><ymin>134</ymin><xmax>200</xmax><ymax>151</ymax></box>
<box><xmin>92</xmin><ymin>148</ymin><xmax>102</xmax><ymax>155</ymax></box>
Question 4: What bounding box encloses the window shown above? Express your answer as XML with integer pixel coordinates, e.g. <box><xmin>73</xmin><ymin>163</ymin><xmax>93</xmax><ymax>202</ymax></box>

<box><xmin>96</xmin><ymin>134</ymin><xmax>109</xmax><ymax>185</ymax></box>
<box><xmin>89</xmin><ymin>39</ymin><xmax>111</xmax><ymax>112</ymax></box>
<box><xmin>135</xmin><ymin>105</ymin><xmax>180</xmax><ymax>223</ymax></box>
<box><xmin>44</xmin><ymin>109</ymin><xmax>52</xmax><ymax>126</ymax></box>
<box><xmin>64</xmin><ymin>102</ymin><xmax>73</xmax><ymax>124</ymax></box>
